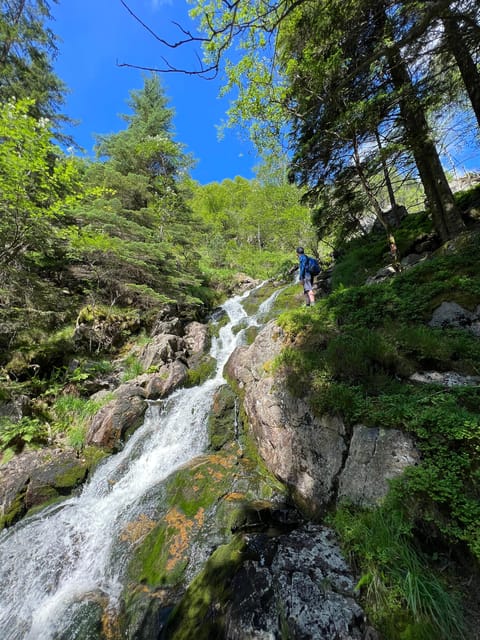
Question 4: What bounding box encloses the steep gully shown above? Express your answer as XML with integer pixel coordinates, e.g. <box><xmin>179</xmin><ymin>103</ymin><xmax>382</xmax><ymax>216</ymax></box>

<box><xmin>0</xmin><ymin>284</ymin><xmax>286</xmax><ymax>639</ymax></box>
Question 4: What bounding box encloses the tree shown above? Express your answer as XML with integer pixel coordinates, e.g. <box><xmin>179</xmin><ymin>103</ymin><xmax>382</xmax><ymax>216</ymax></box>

<box><xmin>438</xmin><ymin>3</ymin><xmax>480</xmax><ymax>129</ymax></box>
<box><xmin>0</xmin><ymin>0</ymin><xmax>66</xmax><ymax>128</ymax></box>
<box><xmin>281</xmin><ymin>0</ymin><xmax>465</xmax><ymax>241</ymax></box>
<box><xmin>122</xmin><ymin>0</ymin><xmax>473</xmax><ymax>242</ymax></box>
<box><xmin>94</xmin><ymin>75</ymin><xmax>192</xmax><ymax>208</ymax></box>
<box><xmin>71</xmin><ymin>76</ymin><xmax>207</xmax><ymax>308</ymax></box>
<box><xmin>0</xmin><ymin>98</ymin><xmax>80</xmax><ymax>266</ymax></box>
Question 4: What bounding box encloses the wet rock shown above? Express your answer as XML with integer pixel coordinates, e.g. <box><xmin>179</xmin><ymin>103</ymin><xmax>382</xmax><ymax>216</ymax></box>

<box><xmin>145</xmin><ymin>361</ymin><xmax>189</xmax><ymax>399</ymax></box>
<box><xmin>138</xmin><ymin>335</ymin><xmax>185</xmax><ymax>370</ymax></box>
<box><xmin>208</xmin><ymin>385</ymin><xmax>237</xmax><ymax>450</ymax></box>
<box><xmin>120</xmin><ymin>446</ymin><xmax>288</xmax><ymax>638</ymax></box>
<box><xmin>86</xmin><ymin>395</ymin><xmax>147</xmax><ymax>451</ymax></box>
<box><xmin>86</xmin><ymin>360</ymin><xmax>189</xmax><ymax>451</ymax></box>
<box><xmin>226</xmin><ymin>525</ymin><xmax>366</xmax><ymax>639</ymax></box>
<box><xmin>184</xmin><ymin>322</ymin><xmax>210</xmax><ymax>358</ymax></box>
<box><xmin>0</xmin><ymin>447</ymin><xmax>105</xmax><ymax>530</ymax></box>
<box><xmin>229</xmin><ymin>274</ymin><xmax>262</xmax><ymax>295</ymax></box>
<box><xmin>164</xmin><ymin>524</ymin><xmax>369</xmax><ymax>640</ymax></box>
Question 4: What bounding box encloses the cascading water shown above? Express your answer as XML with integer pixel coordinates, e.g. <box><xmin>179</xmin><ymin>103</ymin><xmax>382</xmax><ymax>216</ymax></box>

<box><xmin>0</xmin><ymin>283</ymin><xmax>281</xmax><ymax>640</ymax></box>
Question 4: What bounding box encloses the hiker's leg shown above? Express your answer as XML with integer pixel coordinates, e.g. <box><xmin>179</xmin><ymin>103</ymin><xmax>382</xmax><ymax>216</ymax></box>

<box><xmin>304</xmin><ymin>273</ymin><xmax>313</xmax><ymax>306</ymax></box>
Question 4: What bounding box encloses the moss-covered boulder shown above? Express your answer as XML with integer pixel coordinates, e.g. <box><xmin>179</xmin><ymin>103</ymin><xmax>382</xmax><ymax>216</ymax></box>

<box><xmin>162</xmin><ymin>524</ymin><xmax>369</xmax><ymax>640</ymax></box>
<box><xmin>119</xmin><ymin>443</ymin><xmax>289</xmax><ymax>638</ymax></box>
<box><xmin>0</xmin><ymin>446</ymin><xmax>107</xmax><ymax>530</ymax></box>
<box><xmin>207</xmin><ymin>385</ymin><xmax>237</xmax><ymax>451</ymax></box>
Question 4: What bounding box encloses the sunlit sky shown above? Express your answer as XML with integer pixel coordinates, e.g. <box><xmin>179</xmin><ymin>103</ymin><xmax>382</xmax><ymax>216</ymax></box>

<box><xmin>49</xmin><ymin>1</ymin><xmax>479</xmax><ymax>184</ymax></box>
<box><xmin>50</xmin><ymin>0</ymin><xmax>259</xmax><ymax>184</ymax></box>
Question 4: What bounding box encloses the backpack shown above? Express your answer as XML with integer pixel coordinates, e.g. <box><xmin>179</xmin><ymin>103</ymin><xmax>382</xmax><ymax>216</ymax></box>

<box><xmin>307</xmin><ymin>256</ymin><xmax>321</xmax><ymax>276</ymax></box>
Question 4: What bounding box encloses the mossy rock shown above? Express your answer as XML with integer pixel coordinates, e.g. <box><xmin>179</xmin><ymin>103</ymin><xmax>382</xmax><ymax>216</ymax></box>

<box><xmin>207</xmin><ymin>385</ymin><xmax>237</xmax><ymax>451</ymax></box>
<box><xmin>0</xmin><ymin>486</ymin><xmax>27</xmax><ymax>530</ymax></box>
<box><xmin>121</xmin><ymin>443</ymin><xmax>288</xmax><ymax>635</ymax></box>
<box><xmin>184</xmin><ymin>355</ymin><xmax>216</xmax><ymax>388</ymax></box>
<box><xmin>161</xmin><ymin>535</ymin><xmax>248</xmax><ymax>640</ymax></box>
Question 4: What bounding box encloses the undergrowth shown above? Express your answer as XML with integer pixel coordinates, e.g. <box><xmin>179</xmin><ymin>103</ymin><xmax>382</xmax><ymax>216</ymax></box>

<box><xmin>277</xmin><ymin>229</ymin><xmax>480</xmax><ymax>638</ymax></box>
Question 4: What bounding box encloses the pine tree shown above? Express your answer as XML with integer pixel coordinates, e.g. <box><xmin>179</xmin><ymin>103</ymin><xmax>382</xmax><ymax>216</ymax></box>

<box><xmin>0</xmin><ymin>0</ymin><xmax>66</xmax><ymax>126</ymax></box>
<box><xmin>72</xmin><ymin>75</ymin><xmax>207</xmax><ymax>309</ymax></box>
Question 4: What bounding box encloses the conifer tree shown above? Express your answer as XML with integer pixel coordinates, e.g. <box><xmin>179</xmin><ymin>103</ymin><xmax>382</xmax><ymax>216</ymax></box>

<box><xmin>73</xmin><ymin>75</ymin><xmax>206</xmax><ymax>308</ymax></box>
<box><xmin>0</xmin><ymin>0</ymin><xmax>66</xmax><ymax>126</ymax></box>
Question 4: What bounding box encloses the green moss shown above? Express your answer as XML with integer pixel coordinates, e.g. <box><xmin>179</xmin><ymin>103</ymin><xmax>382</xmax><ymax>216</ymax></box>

<box><xmin>0</xmin><ymin>487</ymin><xmax>27</xmax><ymax>531</ymax></box>
<box><xmin>127</xmin><ymin>452</ymin><xmax>239</xmax><ymax>588</ymax></box>
<box><xmin>207</xmin><ymin>385</ymin><xmax>236</xmax><ymax>450</ymax></box>
<box><xmin>162</xmin><ymin>535</ymin><xmax>247</xmax><ymax>640</ymax></box>
<box><xmin>184</xmin><ymin>356</ymin><xmax>216</xmax><ymax>387</ymax></box>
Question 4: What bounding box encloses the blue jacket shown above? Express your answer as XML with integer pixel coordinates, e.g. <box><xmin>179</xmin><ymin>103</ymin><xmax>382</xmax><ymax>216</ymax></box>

<box><xmin>299</xmin><ymin>253</ymin><xmax>308</xmax><ymax>280</ymax></box>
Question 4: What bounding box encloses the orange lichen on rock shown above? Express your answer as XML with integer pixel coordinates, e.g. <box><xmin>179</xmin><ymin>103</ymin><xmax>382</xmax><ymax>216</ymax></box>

<box><xmin>224</xmin><ymin>492</ymin><xmax>246</xmax><ymax>502</ymax></box>
<box><xmin>120</xmin><ymin>513</ymin><xmax>157</xmax><ymax>544</ymax></box>
<box><xmin>165</xmin><ymin>507</ymin><xmax>205</xmax><ymax>572</ymax></box>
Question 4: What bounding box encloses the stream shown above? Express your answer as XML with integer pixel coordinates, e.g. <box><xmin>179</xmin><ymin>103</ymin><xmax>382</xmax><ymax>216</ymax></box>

<box><xmin>0</xmin><ymin>283</ymin><xmax>282</xmax><ymax>639</ymax></box>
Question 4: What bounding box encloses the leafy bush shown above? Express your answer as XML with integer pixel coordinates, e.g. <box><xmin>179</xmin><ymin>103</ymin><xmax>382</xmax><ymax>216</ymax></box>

<box><xmin>0</xmin><ymin>416</ymin><xmax>48</xmax><ymax>452</ymax></box>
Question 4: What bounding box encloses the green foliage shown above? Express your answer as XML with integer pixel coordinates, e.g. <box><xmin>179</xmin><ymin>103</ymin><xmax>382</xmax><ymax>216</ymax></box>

<box><xmin>0</xmin><ymin>98</ymin><xmax>81</xmax><ymax>266</ymax></box>
<box><xmin>277</xmin><ymin>231</ymin><xmax>480</xmax><ymax>581</ymax></box>
<box><xmin>454</xmin><ymin>183</ymin><xmax>480</xmax><ymax>214</ymax></box>
<box><xmin>50</xmin><ymin>393</ymin><xmax>110</xmax><ymax>448</ymax></box>
<box><xmin>0</xmin><ymin>0</ymin><xmax>66</xmax><ymax>124</ymax></box>
<box><xmin>121</xmin><ymin>355</ymin><xmax>145</xmax><ymax>382</ymax></box>
<box><xmin>184</xmin><ymin>357</ymin><xmax>216</xmax><ymax>387</ymax></box>
<box><xmin>0</xmin><ymin>416</ymin><xmax>48</xmax><ymax>452</ymax></box>
<box><xmin>331</xmin><ymin>212</ymin><xmax>433</xmax><ymax>289</ymax></box>
<box><xmin>188</xmin><ymin>170</ymin><xmax>316</xmax><ymax>280</ymax></box>
<box><xmin>65</xmin><ymin>76</ymin><xmax>210</xmax><ymax>310</ymax></box>
<box><xmin>331</xmin><ymin>504</ymin><xmax>466</xmax><ymax>639</ymax></box>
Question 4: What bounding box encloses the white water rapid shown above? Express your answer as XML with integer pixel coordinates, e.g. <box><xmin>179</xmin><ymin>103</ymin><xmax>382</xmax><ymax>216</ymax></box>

<box><xmin>0</xmin><ymin>284</ymin><xmax>282</xmax><ymax>640</ymax></box>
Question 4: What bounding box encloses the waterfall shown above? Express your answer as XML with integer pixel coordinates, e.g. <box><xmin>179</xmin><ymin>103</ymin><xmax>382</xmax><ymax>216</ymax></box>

<box><xmin>0</xmin><ymin>283</ymin><xmax>281</xmax><ymax>640</ymax></box>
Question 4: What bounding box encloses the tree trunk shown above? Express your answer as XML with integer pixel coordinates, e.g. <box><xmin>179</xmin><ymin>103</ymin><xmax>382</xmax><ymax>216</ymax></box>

<box><xmin>353</xmin><ymin>136</ymin><xmax>401</xmax><ymax>269</ymax></box>
<box><xmin>385</xmin><ymin>35</ymin><xmax>464</xmax><ymax>241</ymax></box>
<box><xmin>442</xmin><ymin>12</ymin><xmax>480</xmax><ymax>130</ymax></box>
<box><xmin>375</xmin><ymin>129</ymin><xmax>397</xmax><ymax>211</ymax></box>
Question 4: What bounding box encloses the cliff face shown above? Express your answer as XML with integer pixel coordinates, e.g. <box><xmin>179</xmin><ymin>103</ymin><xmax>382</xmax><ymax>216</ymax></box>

<box><xmin>225</xmin><ymin>320</ymin><xmax>419</xmax><ymax>517</ymax></box>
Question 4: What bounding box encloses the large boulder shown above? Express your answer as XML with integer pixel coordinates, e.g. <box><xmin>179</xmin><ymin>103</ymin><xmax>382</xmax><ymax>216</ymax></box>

<box><xmin>429</xmin><ymin>301</ymin><xmax>480</xmax><ymax>336</ymax></box>
<box><xmin>337</xmin><ymin>425</ymin><xmax>420</xmax><ymax>506</ymax></box>
<box><xmin>162</xmin><ymin>524</ymin><xmax>372</xmax><ymax>640</ymax></box>
<box><xmin>137</xmin><ymin>334</ymin><xmax>185</xmax><ymax>370</ymax></box>
<box><xmin>0</xmin><ymin>447</ymin><xmax>105</xmax><ymax>530</ymax></box>
<box><xmin>226</xmin><ymin>321</ymin><xmax>419</xmax><ymax>514</ymax></box>
<box><xmin>183</xmin><ymin>321</ymin><xmax>210</xmax><ymax>359</ymax></box>
<box><xmin>86</xmin><ymin>394</ymin><xmax>147</xmax><ymax>451</ymax></box>
<box><xmin>119</xmin><ymin>444</ymin><xmax>289</xmax><ymax>638</ymax></box>
<box><xmin>86</xmin><ymin>361</ymin><xmax>189</xmax><ymax>450</ymax></box>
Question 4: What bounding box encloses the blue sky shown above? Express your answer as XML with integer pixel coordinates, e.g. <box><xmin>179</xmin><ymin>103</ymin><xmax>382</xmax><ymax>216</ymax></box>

<box><xmin>50</xmin><ymin>1</ymin><xmax>478</xmax><ymax>184</ymax></box>
<box><xmin>50</xmin><ymin>0</ymin><xmax>259</xmax><ymax>184</ymax></box>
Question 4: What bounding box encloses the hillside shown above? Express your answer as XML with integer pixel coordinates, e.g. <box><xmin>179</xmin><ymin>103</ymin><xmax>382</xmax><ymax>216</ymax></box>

<box><xmin>1</xmin><ymin>187</ymin><xmax>480</xmax><ymax>637</ymax></box>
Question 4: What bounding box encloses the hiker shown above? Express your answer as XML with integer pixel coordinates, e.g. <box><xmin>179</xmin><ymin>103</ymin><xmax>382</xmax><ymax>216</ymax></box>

<box><xmin>296</xmin><ymin>246</ymin><xmax>316</xmax><ymax>307</ymax></box>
